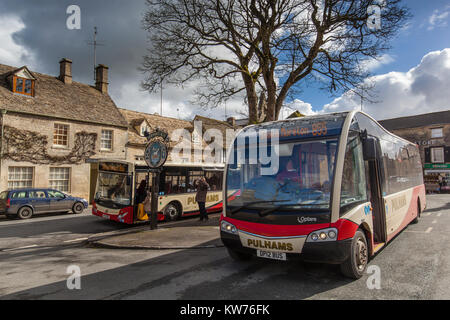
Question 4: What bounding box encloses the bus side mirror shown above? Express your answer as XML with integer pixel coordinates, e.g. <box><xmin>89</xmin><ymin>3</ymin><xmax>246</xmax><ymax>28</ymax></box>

<box><xmin>362</xmin><ymin>136</ymin><xmax>379</xmax><ymax>161</ymax></box>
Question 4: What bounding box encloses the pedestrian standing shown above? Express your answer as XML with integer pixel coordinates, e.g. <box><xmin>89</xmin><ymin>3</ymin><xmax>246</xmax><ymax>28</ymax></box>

<box><xmin>195</xmin><ymin>177</ymin><xmax>210</xmax><ymax>221</ymax></box>
<box><xmin>438</xmin><ymin>174</ymin><xmax>444</xmax><ymax>193</ymax></box>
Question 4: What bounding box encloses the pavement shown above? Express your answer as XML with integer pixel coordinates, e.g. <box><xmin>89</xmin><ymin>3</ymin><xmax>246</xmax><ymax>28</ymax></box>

<box><xmin>88</xmin><ymin>213</ymin><xmax>224</xmax><ymax>250</ymax></box>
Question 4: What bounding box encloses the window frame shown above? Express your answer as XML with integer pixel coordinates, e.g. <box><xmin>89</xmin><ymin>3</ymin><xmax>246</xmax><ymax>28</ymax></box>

<box><xmin>13</xmin><ymin>76</ymin><xmax>35</xmax><ymax>96</ymax></box>
<box><xmin>53</xmin><ymin>123</ymin><xmax>70</xmax><ymax>148</ymax></box>
<box><xmin>431</xmin><ymin>147</ymin><xmax>445</xmax><ymax>164</ymax></box>
<box><xmin>431</xmin><ymin>127</ymin><xmax>443</xmax><ymax>139</ymax></box>
<box><xmin>7</xmin><ymin>167</ymin><xmax>34</xmax><ymax>189</ymax></box>
<box><xmin>49</xmin><ymin>167</ymin><xmax>71</xmax><ymax>193</ymax></box>
<box><xmin>100</xmin><ymin>129</ymin><xmax>114</xmax><ymax>151</ymax></box>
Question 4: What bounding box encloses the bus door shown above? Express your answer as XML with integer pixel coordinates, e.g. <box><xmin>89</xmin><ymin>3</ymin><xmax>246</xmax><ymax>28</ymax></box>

<box><xmin>363</xmin><ymin>136</ymin><xmax>387</xmax><ymax>244</ymax></box>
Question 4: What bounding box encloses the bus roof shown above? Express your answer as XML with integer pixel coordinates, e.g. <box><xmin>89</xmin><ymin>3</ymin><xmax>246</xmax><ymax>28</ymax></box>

<box><xmin>237</xmin><ymin>112</ymin><xmax>349</xmax><ymax>141</ymax></box>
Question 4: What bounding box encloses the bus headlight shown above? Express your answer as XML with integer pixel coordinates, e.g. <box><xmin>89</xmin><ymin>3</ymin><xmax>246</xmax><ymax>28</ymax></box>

<box><xmin>307</xmin><ymin>228</ymin><xmax>338</xmax><ymax>242</ymax></box>
<box><xmin>221</xmin><ymin>220</ymin><xmax>238</xmax><ymax>235</ymax></box>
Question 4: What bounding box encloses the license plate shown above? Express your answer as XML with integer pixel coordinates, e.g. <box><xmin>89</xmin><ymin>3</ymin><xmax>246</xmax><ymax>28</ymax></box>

<box><xmin>102</xmin><ymin>214</ymin><xmax>110</xmax><ymax>220</ymax></box>
<box><xmin>257</xmin><ymin>250</ymin><xmax>286</xmax><ymax>261</ymax></box>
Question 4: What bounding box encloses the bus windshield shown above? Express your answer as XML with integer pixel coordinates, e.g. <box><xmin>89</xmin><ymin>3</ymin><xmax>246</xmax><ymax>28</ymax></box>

<box><xmin>226</xmin><ymin>138</ymin><xmax>338</xmax><ymax>212</ymax></box>
<box><xmin>95</xmin><ymin>172</ymin><xmax>132</xmax><ymax>208</ymax></box>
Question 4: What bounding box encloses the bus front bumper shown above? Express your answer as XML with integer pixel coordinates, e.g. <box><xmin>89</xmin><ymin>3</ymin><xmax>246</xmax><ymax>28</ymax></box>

<box><xmin>221</xmin><ymin>231</ymin><xmax>353</xmax><ymax>264</ymax></box>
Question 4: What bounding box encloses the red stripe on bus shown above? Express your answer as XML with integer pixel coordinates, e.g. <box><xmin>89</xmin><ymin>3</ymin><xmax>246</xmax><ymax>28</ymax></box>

<box><xmin>331</xmin><ymin>219</ymin><xmax>359</xmax><ymax>240</ymax></box>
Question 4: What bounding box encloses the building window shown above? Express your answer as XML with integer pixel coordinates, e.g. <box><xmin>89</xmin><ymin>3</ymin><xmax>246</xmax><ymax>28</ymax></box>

<box><xmin>49</xmin><ymin>167</ymin><xmax>70</xmax><ymax>192</ymax></box>
<box><xmin>431</xmin><ymin>147</ymin><xmax>445</xmax><ymax>163</ymax></box>
<box><xmin>140</xmin><ymin>124</ymin><xmax>150</xmax><ymax>137</ymax></box>
<box><xmin>13</xmin><ymin>76</ymin><xmax>34</xmax><ymax>96</ymax></box>
<box><xmin>53</xmin><ymin>124</ymin><xmax>69</xmax><ymax>147</ymax></box>
<box><xmin>100</xmin><ymin>130</ymin><xmax>113</xmax><ymax>151</ymax></box>
<box><xmin>431</xmin><ymin>128</ymin><xmax>443</xmax><ymax>139</ymax></box>
<box><xmin>8</xmin><ymin>167</ymin><xmax>33</xmax><ymax>189</ymax></box>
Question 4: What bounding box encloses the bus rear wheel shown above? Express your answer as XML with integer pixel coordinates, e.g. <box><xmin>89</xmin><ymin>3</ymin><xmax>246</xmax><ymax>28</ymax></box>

<box><xmin>340</xmin><ymin>229</ymin><xmax>368</xmax><ymax>279</ymax></box>
<box><xmin>164</xmin><ymin>202</ymin><xmax>181</xmax><ymax>221</ymax></box>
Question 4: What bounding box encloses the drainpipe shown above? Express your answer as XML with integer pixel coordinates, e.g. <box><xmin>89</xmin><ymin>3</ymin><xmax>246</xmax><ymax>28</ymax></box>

<box><xmin>0</xmin><ymin>109</ymin><xmax>7</xmax><ymax>190</ymax></box>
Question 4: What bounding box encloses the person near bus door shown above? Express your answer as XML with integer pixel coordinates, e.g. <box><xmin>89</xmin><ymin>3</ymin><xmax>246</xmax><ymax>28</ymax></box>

<box><xmin>195</xmin><ymin>177</ymin><xmax>210</xmax><ymax>221</ymax></box>
<box><xmin>136</xmin><ymin>180</ymin><xmax>149</xmax><ymax>221</ymax></box>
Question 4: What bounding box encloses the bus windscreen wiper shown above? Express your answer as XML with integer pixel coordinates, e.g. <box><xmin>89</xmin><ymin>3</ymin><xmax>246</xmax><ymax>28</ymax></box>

<box><xmin>228</xmin><ymin>200</ymin><xmax>290</xmax><ymax>215</ymax></box>
<box><xmin>258</xmin><ymin>203</ymin><xmax>329</xmax><ymax>217</ymax></box>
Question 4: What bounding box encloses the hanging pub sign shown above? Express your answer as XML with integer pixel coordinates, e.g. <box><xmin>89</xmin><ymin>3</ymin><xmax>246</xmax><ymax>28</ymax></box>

<box><xmin>144</xmin><ymin>128</ymin><xmax>169</xmax><ymax>169</ymax></box>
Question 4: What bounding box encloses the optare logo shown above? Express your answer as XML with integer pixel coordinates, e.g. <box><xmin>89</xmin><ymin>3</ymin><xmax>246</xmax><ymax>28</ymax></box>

<box><xmin>297</xmin><ymin>216</ymin><xmax>317</xmax><ymax>224</ymax></box>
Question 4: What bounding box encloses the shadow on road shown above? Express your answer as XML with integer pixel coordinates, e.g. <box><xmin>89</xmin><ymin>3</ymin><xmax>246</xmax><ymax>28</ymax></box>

<box><xmin>0</xmin><ymin>215</ymin><xmax>134</xmax><ymax>239</ymax></box>
<box><xmin>0</xmin><ymin>237</ymin><xmax>354</xmax><ymax>300</ymax></box>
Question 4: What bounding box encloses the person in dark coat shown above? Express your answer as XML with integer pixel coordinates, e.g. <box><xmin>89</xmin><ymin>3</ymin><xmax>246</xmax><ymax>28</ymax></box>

<box><xmin>195</xmin><ymin>177</ymin><xmax>210</xmax><ymax>221</ymax></box>
<box><xmin>136</xmin><ymin>180</ymin><xmax>147</xmax><ymax>204</ymax></box>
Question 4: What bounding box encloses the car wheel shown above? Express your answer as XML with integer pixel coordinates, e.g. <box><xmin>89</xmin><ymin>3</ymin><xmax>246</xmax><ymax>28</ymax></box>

<box><xmin>164</xmin><ymin>202</ymin><xmax>181</xmax><ymax>221</ymax></box>
<box><xmin>340</xmin><ymin>229</ymin><xmax>368</xmax><ymax>279</ymax></box>
<box><xmin>17</xmin><ymin>207</ymin><xmax>33</xmax><ymax>220</ymax></box>
<box><xmin>72</xmin><ymin>202</ymin><xmax>85</xmax><ymax>214</ymax></box>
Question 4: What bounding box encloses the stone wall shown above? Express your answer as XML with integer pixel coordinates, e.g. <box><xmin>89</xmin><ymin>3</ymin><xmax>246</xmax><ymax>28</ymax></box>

<box><xmin>0</xmin><ymin>112</ymin><xmax>128</xmax><ymax>200</ymax></box>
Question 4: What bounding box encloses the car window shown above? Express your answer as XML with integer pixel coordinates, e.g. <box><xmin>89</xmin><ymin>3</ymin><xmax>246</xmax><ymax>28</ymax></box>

<box><xmin>0</xmin><ymin>191</ymin><xmax>8</xmax><ymax>200</ymax></box>
<box><xmin>11</xmin><ymin>191</ymin><xmax>27</xmax><ymax>199</ymax></box>
<box><xmin>29</xmin><ymin>191</ymin><xmax>47</xmax><ymax>199</ymax></box>
<box><xmin>48</xmin><ymin>190</ymin><xmax>65</xmax><ymax>198</ymax></box>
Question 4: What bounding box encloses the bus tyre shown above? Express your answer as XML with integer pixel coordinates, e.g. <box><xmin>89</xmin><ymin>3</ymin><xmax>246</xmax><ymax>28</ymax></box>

<box><xmin>227</xmin><ymin>248</ymin><xmax>252</xmax><ymax>262</ymax></box>
<box><xmin>340</xmin><ymin>230</ymin><xmax>368</xmax><ymax>279</ymax></box>
<box><xmin>73</xmin><ymin>202</ymin><xmax>85</xmax><ymax>214</ymax></box>
<box><xmin>17</xmin><ymin>207</ymin><xmax>33</xmax><ymax>220</ymax></box>
<box><xmin>411</xmin><ymin>201</ymin><xmax>421</xmax><ymax>224</ymax></box>
<box><xmin>164</xmin><ymin>202</ymin><xmax>181</xmax><ymax>221</ymax></box>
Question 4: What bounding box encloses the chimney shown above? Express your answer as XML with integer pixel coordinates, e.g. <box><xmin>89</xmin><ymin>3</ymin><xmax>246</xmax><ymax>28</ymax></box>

<box><xmin>59</xmin><ymin>58</ymin><xmax>72</xmax><ymax>84</ymax></box>
<box><xmin>227</xmin><ymin>117</ymin><xmax>236</xmax><ymax>127</ymax></box>
<box><xmin>95</xmin><ymin>64</ymin><xmax>109</xmax><ymax>94</ymax></box>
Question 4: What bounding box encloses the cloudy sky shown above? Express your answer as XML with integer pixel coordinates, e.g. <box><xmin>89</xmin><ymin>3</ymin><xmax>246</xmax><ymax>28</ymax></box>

<box><xmin>0</xmin><ymin>0</ymin><xmax>449</xmax><ymax>122</ymax></box>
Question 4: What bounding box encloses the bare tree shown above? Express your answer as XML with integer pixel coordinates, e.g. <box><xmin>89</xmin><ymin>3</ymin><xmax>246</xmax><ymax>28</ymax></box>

<box><xmin>141</xmin><ymin>0</ymin><xmax>409</xmax><ymax>123</ymax></box>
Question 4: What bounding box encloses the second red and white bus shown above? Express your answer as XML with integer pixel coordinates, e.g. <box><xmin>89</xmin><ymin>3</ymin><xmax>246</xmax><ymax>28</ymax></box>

<box><xmin>220</xmin><ymin>111</ymin><xmax>426</xmax><ymax>279</ymax></box>
<box><xmin>92</xmin><ymin>161</ymin><xmax>224</xmax><ymax>224</ymax></box>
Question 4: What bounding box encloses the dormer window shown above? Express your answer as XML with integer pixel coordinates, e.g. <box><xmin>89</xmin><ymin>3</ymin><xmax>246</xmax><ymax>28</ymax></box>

<box><xmin>13</xmin><ymin>77</ymin><xmax>35</xmax><ymax>96</ymax></box>
<box><xmin>9</xmin><ymin>67</ymin><xmax>37</xmax><ymax>97</ymax></box>
<box><xmin>140</xmin><ymin>123</ymin><xmax>150</xmax><ymax>137</ymax></box>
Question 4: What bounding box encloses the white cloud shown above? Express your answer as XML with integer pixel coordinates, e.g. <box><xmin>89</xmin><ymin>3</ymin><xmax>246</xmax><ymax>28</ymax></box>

<box><xmin>428</xmin><ymin>6</ymin><xmax>450</xmax><ymax>30</ymax></box>
<box><xmin>0</xmin><ymin>15</ymin><xmax>35</xmax><ymax>67</ymax></box>
<box><xmin>359</xmin><ymin>54</ymin><xmax>395</xmax><ymax>72</ymax></box>
<box><xmin>323</xmin><ymin>48</ymin><xmax>450</xmax><ymax>120</ymax></box>
<box><xmin>280</xmin><ymin>99</ymin><xmax>317</xmax><ymax>119</ymax></box>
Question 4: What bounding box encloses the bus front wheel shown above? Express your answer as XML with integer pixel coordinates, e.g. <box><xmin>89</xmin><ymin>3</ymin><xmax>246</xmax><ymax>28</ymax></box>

<box><xmin>164</xmin><ymin>202</ymin><xmax>181</xmax><ymax>221</ymax></box>
<box><xmin>340</xmin><ymin>229</ymin><xmax>368</xmax><ymax>279</ymax></box>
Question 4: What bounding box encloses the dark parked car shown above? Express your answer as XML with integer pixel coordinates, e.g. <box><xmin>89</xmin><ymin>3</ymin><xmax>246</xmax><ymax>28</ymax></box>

<box><xmin>0</xmin><ymin>188</ymin><xmax>88</xmax><ymax>220</ymax></box>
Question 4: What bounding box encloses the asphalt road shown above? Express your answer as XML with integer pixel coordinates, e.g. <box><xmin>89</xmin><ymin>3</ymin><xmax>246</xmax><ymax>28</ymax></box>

<box><xmin>0</xmin><ymin>194</ymin><xmax>449</xmax><ymax>300</ymax></box>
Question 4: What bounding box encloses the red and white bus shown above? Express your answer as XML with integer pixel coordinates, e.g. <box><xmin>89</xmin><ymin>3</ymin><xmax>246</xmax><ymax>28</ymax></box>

<box><xmin>220</xmin><ymin>111</ymin><xmax>426</xmax><ymax>279</ymax></box>
<box><xmin>92</xmin><ymin>161</ymin><xmax>224</xmax><ymax>224</ymax></box>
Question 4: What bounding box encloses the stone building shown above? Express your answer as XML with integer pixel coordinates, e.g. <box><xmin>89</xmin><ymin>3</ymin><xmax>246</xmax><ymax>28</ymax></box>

<box><xmin>0</xmin><ymin>59</ymin><xmax>128</xmax><ymax>201</ymax></box>
<box><xmin>379</xmin><ymin>110</ymin><xmax>450</xmax><ymax>193</ymax></box>
<box><xmin>119</xmin><ymin>109</ymin><xmax>239</xmax><ymax>166</ymax></box>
